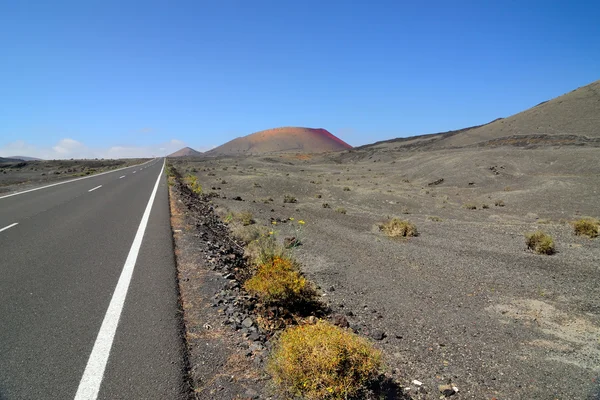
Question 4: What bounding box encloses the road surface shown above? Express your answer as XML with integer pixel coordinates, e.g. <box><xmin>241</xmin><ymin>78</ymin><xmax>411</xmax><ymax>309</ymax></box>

<box><xmin>0</xmin><ymin>159</ymin><xmax>188</xmax><ymax>400</ymax></box>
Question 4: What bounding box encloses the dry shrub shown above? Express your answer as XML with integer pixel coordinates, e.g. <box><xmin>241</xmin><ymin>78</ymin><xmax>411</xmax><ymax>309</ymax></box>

<box><xmin>525</xmin><ymin>231</ymin><xmax>555</xmax><ymax>255</ymax></box>
<box><xmin>495</xmin><ymin>199</ymin><xmax>505</xmax><ymax>207</ymax></box>
<box><xmin>283</xmin><ymin>195</ymin><xmax>297</xmax><ymax>203</ymax></box>
<box><xmin>268</xmin><ymin>320</ymin><xmax>382</xmax><ymax>400</ymax></box>
<box><xmin>380</xmin><ymin>218</ymin><xmax>418</xmax><ymax>237</ymax></box>
<box><xmin>463</xmin><ymin>203</ymin><xmax>477</xmax><ymax>210</ymax></box>
<box><xmin>231</xmin><ymin>224</ymin><xmax>267</xmax><ymax>244</ymax></box>
<box><xmin>335</xmin><ymin>207</ymin><xmax>347</xmax><ymax>214</ymax></box>
<box><xmin>236</xmin><ymin>211</ymin><xmax>254</xmax><ymax>226</ymax></box>
<box><xmin>572</xmin><ymin>218</ymin><xmax>599</xmax><ymax>238</ymax></box>
<box><xmin>183</xmin><ymin>174</ymin><xmax>202</xmax><ymax>194</ymax></box>
<box><xmin>244</xmin><ymin>256</ymin><xmax>313</xmax><ymax>305</ymax></box>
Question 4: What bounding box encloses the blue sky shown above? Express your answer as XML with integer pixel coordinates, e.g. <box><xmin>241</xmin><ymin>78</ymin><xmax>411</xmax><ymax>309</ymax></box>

<box><xmin>1</xmin><ymin>1</ymin><xmax>598</xmax><ymax>158</ymax></box>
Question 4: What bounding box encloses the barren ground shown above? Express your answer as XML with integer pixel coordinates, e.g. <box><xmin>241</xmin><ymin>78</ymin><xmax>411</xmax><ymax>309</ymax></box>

<box><xmin>171</xmin><ymin>146</ymin><xmax>600</xmax><ymax>399</ymax></box>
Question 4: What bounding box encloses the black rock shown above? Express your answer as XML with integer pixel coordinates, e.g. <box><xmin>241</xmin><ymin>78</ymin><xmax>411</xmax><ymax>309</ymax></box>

<box><xmin>370</xmin><ymin>330</ymin><xmax>386</xmax><ymax>340</ymax></box>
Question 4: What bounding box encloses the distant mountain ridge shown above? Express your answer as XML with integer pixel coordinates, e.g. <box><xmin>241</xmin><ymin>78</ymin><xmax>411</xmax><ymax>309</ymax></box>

<box><xmin>353</xmin><ymin>79</ymin><xmax>600</xmax><ymax>154</ymax></box>
<box><xmin>205</xmin><ymin>127</ymin><xmax>352</xmax><ymax>156</ymax></box>
<box><xmin>168</xmin><ymin>147</ymin><xmax>203</xmax><ymax>157</ymax></box>
<box><xmin>7</xmin><ymin>156</ymin><xmax>42</xmax><ymax>161</ymax></box>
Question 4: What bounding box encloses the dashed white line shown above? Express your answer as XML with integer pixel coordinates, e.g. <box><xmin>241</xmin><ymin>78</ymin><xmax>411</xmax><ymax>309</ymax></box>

<box><xmin>88</xmin><ymin>185</ymin><xmax>102</xmax><ymax>192</ymax></box>
<box><xmin>0</xmin><ymin>158</ymin><xmax>157</xmax><ymax>200</ymax></box>
<box><xmin>119</xmin><ymin>175</ymin><xmax>125</xmax><ymax>179</ymax></box>
<box><xmin>74</xmin><ymin>160</ymin><xmax>165</xmax><ymax>400</ymax></box>
<box><xmin>0</xmin><ymin>222</ymin><xmax>18</xmax><ymax>233</ymax></box>
<box><xmin>133</xmin><ymin>171</ymin><xmax>136</xmax><ymax>174</ymax></box>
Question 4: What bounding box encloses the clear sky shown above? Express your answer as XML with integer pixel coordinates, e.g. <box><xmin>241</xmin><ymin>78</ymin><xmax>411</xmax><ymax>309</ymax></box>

<box><xmin>1</xmin><ymin>0</ymin><xmax>598</xmax><ymax>158</ymax></box>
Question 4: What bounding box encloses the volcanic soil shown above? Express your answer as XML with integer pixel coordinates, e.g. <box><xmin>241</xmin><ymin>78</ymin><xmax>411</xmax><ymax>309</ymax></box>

<box><xmin>170</xmin><ymin>145</ymin><xmax>600</xmax><ymax>399</ymax></box>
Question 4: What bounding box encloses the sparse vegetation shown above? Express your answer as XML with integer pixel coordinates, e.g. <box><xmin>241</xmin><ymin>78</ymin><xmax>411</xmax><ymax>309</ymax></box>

<box><xmin>283</xmin><ymin>195</ymin><xmax>297</xmax><ymax>203</ymax></box>
<box><xmin>343</xmin><ymin>186</ymin><xmax>351</xmax><ymax>191</ymax></box>
<box><xmin>428</xmin><ymin>216</ymin><xmax>443</xmax><ymax>222</ymax></box>
<box><xmin>322</xmin><ymin>203</ymin><xmax>330</xmax><ymax>208</ymax></box>
<box><xmin>237</xmin><ymin>211</ymin><xmax>254</xmax><ymax>226</ymax></box>
<box><xmin>268</xmin><ymin>320</ymin><xmax>382</xmax><ymax>400</ymax></box>
<box><xmin>231</xmin><ymin>224</ymin><xmax>268</xmax><ymax>244</ymax></box>
<box><xmin>184</xmin><ymin>174</ymin><xmax>202</xmax><ymax>194</ymax></box>
<box><xmin>495</xmin><ymin>199</ymin><xmax>505</xmax><ymax>207</ymax></box>
<box><xmin>525</xmin><ymin>231</ymin><xmax>555</xmax><ymax>255</ymax></box>
<box><xmin>572</xmin><ymin>218</ymin><xmax>599</xmax><ymax>238</ymax></box>
<box><xmin>482</xmin><ymin>203</ymin><xmax>490</xmax><ymax>209</ymax></box>
<box><xmin>244</xmin><ymin>256</ymin><xmax>313</xmax><ymax>306</ymax></box>
<box><xmin>335</xmin><ymin>207</ymin><xmax>347</xmax><ymax>214</ymax></box>
<box><xmin>380</xmin><ymin>218</ymin><xmax>418</xmax><ymax>237</ymax></box>
<box><xmin>463</xmin><ymin>203</ymin><xmax>477</xmax><ymax>210</ymax></box>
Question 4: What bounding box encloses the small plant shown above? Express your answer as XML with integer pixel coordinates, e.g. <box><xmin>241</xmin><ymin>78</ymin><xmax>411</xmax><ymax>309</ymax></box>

<box><xmin>315</xmin><ymin>194</ymin><xmax>322</xmax><ymax>199</ymax></box>
<box><xmin>463</xmin><ymin>203</ymin><xmax>477</xmax><ymax>210</ymax></box>
<box><xmin>504</xmin><ymin>186</ymin><xmax>512</xmax><ymax>192</ymax></box>
<box><xmin>283</xmin><ymin>195</ymin><xmax>297</xmax><ymax>203</ymax></box>
<box><xmin>322</xmin><ymin>203</ymin><xmax>330</xmax><ymax>208</ymax></box>
<box><xmin>335</xmin><ymin>207</ymin><xmax>347</xmax><ymax>214</ymax></box>
<box><xmin>268</xmin><ymin>320</ymin><xmax>382</xmax><ymax>400</ymax></box>
<box><xmin>237</xmin><ymin>211</ymin><xmax>254</xmax><ymax>226</ymax></box>
<box><xmin>184</xmin><ymin>174</ymin><xmax>202</xmax><ymax>194</ymax></box>
<box><xmin>525</xmin><ymin>231</ymin><xmax>555</xmax><ymax>255</ymax></box>
<box><xmin>343</xmin><ymin>187</ymin><xmax>351</xmax><ymax>191</ymax></box>
<box><xmin>428</xmin><ymin>216</ymin><xmax>443</xmax><ymax>222</ymax></box>
<box><xmin>244</xmin><ymin>256</ymin><xmax>313</xmax><ymax>305</ymax></box>
<box><xmin>495</xmin><ymin>199</ymin><xmax>505</xmax><ymax>207</ymax></box>
<box><xmin>482</xmin><ymin>203</ymin><xmax>490</xmax><ymax>209</ymax></box>
<box><xmin>572</xmin><ymin>218</ymin><xmax>599</xmax><ymax>238</ymax></box>
<box><xmin>380</xmin><ymin>218</ymin><xmax>418</xmax><ymax>237</ymax></box>
<box><xmin>221</xmin><ymin>179</ymin><xmax>227</xmax><ymax>184</ymax></box>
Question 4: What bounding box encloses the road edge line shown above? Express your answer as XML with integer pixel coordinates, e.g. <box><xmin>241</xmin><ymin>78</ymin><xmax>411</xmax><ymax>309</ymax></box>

<box><xmin>74</xmin><ymin>159</ymin><xmax>165</xmax><ymax>400</ymax></box>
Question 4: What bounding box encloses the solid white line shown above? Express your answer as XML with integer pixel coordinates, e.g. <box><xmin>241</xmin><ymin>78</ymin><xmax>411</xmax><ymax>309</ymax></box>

<box><xmin>74</xmin><ymin>160</ymin><xmax>165</xmax><ymax>400</ymax></box>
<box><xmin>0</xmin><ymin>222</ymin><xmax>18</xmax><ymax>233</ymax></box>
<box><xmin>0</xmin><ymin>159</ymin><xmax>157</xmax><ymax>200</ymax></box>
<box><xmin>119</xmin><ymin>175</ymin><xmax>125</xmax><ymax>179</ymax></box>
<box><xmin>88</xmin><ymin>185</ymin><xmax>102</xmax><ymax>192</ymax></box>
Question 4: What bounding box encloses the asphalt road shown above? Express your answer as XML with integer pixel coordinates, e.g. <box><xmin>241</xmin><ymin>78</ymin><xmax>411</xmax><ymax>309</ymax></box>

<box><xmin>0</xmin><ymin>159</ymin><xmax>189</xmax><ymax>400</ymax></box>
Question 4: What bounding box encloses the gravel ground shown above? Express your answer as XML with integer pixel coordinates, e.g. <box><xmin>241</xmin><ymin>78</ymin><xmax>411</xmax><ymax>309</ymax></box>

<box><xmin>171</xmin><ymin>146</ymin><xmax>600</xmax><ymax>400</ymax></box>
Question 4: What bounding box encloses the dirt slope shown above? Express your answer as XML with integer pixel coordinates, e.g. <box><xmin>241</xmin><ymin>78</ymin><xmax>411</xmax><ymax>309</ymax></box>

<box><xmin>205</xmin><ymin>127</ymin><xmax>352</xmax><ymax>156</ymax></box>
<box><xmin>168</xmin><ymin>147</ymin><xmax>203</xmax><ymax>157</ymax></box>
<box><xmin>354</xmin><ymin>79</ymin><xmax>600</xmax><ymax>154</ymax></box>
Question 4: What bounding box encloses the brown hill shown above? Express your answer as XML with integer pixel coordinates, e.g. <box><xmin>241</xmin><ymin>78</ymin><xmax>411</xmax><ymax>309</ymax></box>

<box><xmin>354</xmin><ymin>79</ymin><xmax>600</xmax><ymax>155</ymax></box>
<box><xmin>168</xmin><ymin>147</ymin><xmax>203</xmax><ymax>157</ymax></box>
<box><xmin>204</xmin><ymin>127</ymin><xmax>352</xmax><ymax>156</ymax></box>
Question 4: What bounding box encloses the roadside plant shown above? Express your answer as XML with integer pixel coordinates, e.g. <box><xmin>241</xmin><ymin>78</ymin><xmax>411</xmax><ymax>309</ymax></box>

<box><xmin>380</xmin><ymin>218</ymin><xmax>418</xmax><ymax>237</ymax></box>
<box><xmin>184</xmin><ymin>174</ymin><xmax>202</xmax><ymax>194</ymax></box>
<box><xmin>572</xmin><ymin>218</ymin><xmax>599</xmax><ymax>238</ymax></box>
<box><xmin>268</xmin><ymin>320</ymin><xmax>382</xmax><ymax>400</ymax></box>
<box><xmin>283</xmin><ymin>195</ymin><xmax>297</xmax><ymax>203</ymax></box>
<box><xmin>525</xmin><ymin>231</ymin><xmax>555</xmax><ymax>255</ymax></box>
<box><xmin>335</xmin><ymin>207</ymin><xmax>347</xmax><ymax>214</ymax></box>
<box><xmin>244</xmin><ymin>256</ymin><xmax>313</xmax><ymax>306</ymax></box>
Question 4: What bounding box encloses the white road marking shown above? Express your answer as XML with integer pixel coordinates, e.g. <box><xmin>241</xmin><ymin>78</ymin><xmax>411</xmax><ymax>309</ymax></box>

<box><xmin>0</xmin><ymin>159</ymin><xmax>157</xmax><ymax>200</ymax></box>
<box><xmin>88</xmin><ymin>185</ymin><xmax>102</xmax><ymax>192</ymax></box>
<box><xmin>133</xmin><ymin>171</ymin><xmax>136</xmax><ymax>174</ymax></box>
<box><xmin>119</xmin><ymin>175</ymin><xmax>125</xmax><ymax>179</ymax></box>
<box><xmin>0</xmin><ymin>222</ymin><xmax>18</xmax><ymax>233</ymax></box>
<box><xmin>74</xmin><ymin>160</ymin><xmax>165</xmax><ymax>400</ymax></box>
